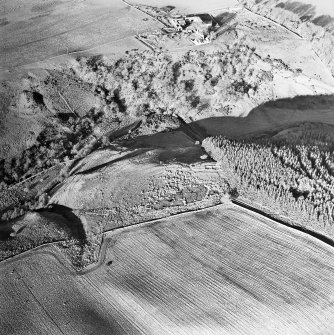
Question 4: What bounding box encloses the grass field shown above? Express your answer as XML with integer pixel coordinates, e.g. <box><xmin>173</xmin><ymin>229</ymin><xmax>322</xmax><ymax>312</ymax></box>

<box><xmin>49</xmin><ymin>130</ymin><xmax>227</xmax><ymax>232</ymax></box>
<box><xmin>1</xmin><ymin>204</ymin><xmax>334</xmax><ymax>334</ymax></box>
<box><xmin>0</xmin><ymin>0</ymin><xmax>161</xmax><ymax>71</ymax></box>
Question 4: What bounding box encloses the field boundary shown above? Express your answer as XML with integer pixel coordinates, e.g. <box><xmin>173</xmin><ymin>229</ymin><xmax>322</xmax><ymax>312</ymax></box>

<box><xmin>134</xmin><ymin>36</ymin><xmax>156</xmax><ymax>51</ymax></box>
<box><xmin>120</xmin><ymin>0</ymin><xmax>168</xmax><ymax>27</ymax></box>
<box><xmin>105</xmin><ymin>202</ymin><xmax>227</xmax><ymax>235</ymax></box>
<box><xmin>81</xmin><ymin>201</ymin><xmax>229</xmax><ymax>274</ymax></box>
<box><xmin>83</xmin><ymin>198</ymin><xmax>334</xmax><ymax>274</ymax></box>
<box><xmin>106</xmin><ymin>198</ymin><xmax>334</xmax><ymax>248</ymax></box>
<box><xmin>2</xmin><ymin>198</ymin><xmax>333</xmax><ymax>272</ymax></box>
<box><xmin>0</xmin><ymin>240</ymin><xmax>66</xmax><ymax>266</ymax></box>
<box><xmin>0</xmin><ymin>202</ymin><xmax>228</xmax><ymax>272</ymax></box>
<box><xmin>232</xmin><ymin>198</ymin><xmax>334</xmax><ymax>247</ymax></box>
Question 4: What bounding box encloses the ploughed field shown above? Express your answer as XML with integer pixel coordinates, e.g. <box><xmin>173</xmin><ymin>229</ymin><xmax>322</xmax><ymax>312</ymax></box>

<box><xmin>1</xmin><ymin>205</ymin><xmax>334</xmax><ymax>334</ymax></box>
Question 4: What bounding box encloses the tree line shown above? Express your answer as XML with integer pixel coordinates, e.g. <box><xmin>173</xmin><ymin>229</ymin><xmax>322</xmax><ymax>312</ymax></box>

<box><xmin>203</xmin><ymin>123</ymin><xmax>334</xmax><ymax>238</ymax></box>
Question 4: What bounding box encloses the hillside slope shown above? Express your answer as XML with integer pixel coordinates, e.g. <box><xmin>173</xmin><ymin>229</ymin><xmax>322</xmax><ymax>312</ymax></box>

<box><xmin>239</xmin><ymin>0</ymin><xmax>334</xmax><ymax>76</ymax></box>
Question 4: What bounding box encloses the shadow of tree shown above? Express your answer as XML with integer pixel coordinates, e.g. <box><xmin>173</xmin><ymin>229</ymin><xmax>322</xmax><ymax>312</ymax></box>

<box><xmin>191</xmin><ymin>94</ymin><xmax>334</xmax><ymax>139</ymax></box>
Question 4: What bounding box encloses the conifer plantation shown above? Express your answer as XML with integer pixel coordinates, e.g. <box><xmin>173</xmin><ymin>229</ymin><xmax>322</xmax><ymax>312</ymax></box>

<box><xmin>203</xmin><ymin>123</ymin><xmax>334</xmax><ymax>238</ymax></box>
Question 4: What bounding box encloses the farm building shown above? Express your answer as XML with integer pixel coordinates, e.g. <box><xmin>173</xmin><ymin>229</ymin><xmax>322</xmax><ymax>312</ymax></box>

<box><xmin>169</xmin><ymin>13</ymin><xmax>214</xmax><ymax>32</ymax></box>
<box><xmin>169</xmin><ymin>16</ymin><xmax>187</xmax><ymax>31</ymax></box>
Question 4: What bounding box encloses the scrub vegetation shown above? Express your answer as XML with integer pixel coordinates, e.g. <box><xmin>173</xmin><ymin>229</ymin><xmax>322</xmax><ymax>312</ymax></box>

<box><xmin>0</xmin><ymin>108</ymin><xmax>104</xmax><ymax>187</ymax></box>
<box><xmin>71</xmin><ymin>45</ymin><xmax>289</xmax><ymax>120</ymax></box>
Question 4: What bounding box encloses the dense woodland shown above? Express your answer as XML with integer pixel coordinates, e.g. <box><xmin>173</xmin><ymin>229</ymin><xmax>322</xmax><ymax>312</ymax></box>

<box><xmin>203</xmin><ymin>123</ymin><xmax>334</xmax><ymax>238</ymax></box>
<box><xmin>71</xmin><ymin>46</ymin><xmax>290</xmax><ymax>121</ymax></box>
